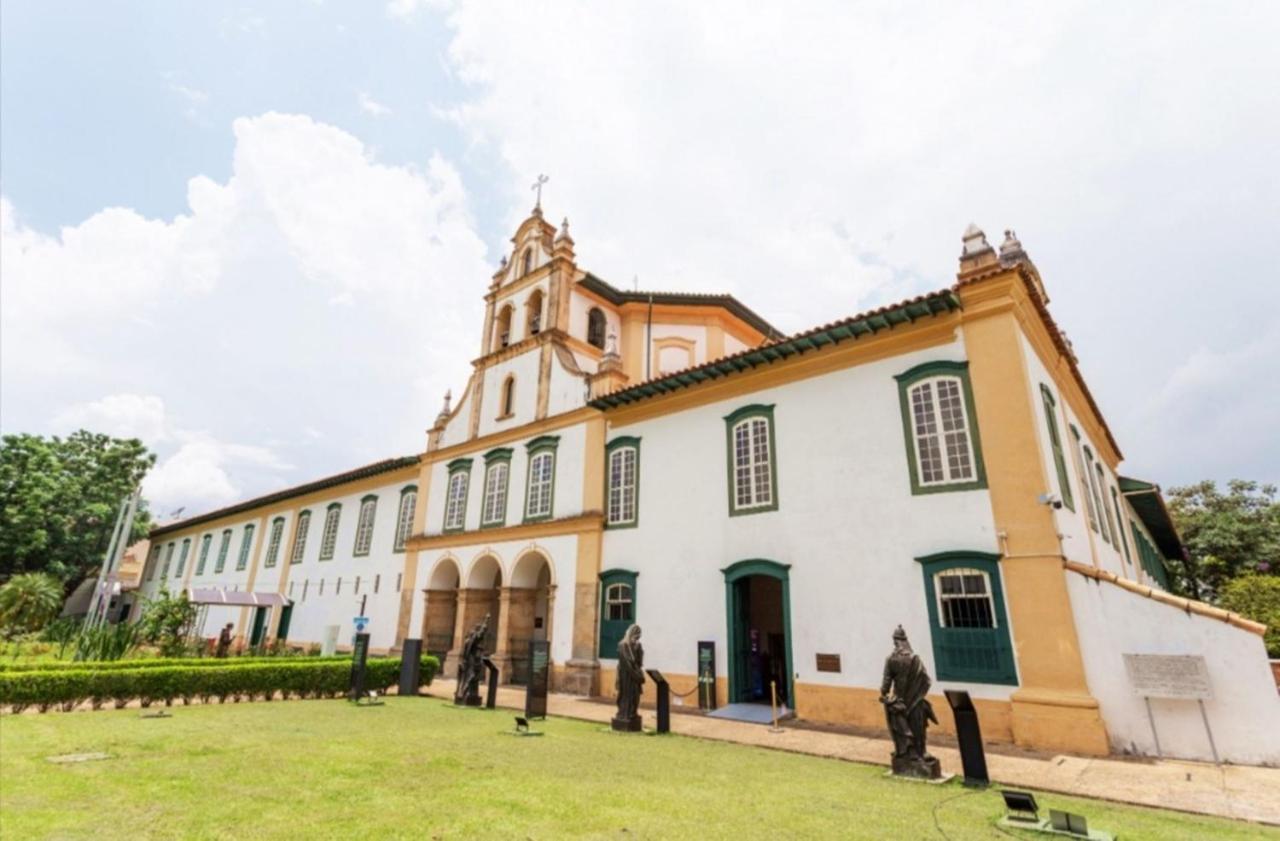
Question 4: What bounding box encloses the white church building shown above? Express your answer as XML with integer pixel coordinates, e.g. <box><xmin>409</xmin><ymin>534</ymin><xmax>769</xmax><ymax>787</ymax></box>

<box><xmin>137</xmin><ymin>206</ymin><xmax>1280</xmax><ymax>765</ymax></box>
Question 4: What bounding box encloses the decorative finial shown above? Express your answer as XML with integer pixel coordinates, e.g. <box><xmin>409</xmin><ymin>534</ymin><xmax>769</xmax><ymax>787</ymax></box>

<box><xmin>557</xmin><ymin>217</ymin><xmax>571</xmax><ymax>240</ymax></box>
<box><xmin>605</xmin><ymin>331</ymin><xmax>618</xmax><ymax>356</ymax></box>
<box><xmin>441</xmin><ymin>389</ymin><xmax>452</xmax><ymax>414</ymax></box>
<box><xmin>531</xmin><ymin>173</ymin><xmax>549</xmax><ymax>211</ymax></box>
<box><xmin>998</xmin><ymin>229</ymin><xmax>1026</xmax><ymax>264</ymax></box>
<box><xmin>960</xmin><ymin>223</ymin><xmax>991</xmax><ymax>257</ymax></box>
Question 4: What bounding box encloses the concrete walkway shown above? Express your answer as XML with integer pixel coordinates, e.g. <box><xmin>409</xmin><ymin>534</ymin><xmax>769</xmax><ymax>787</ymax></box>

<box><xmin>427</xmin><ymin>679</ymin><xmax>1280</xmax><ymax>826</ymax></box>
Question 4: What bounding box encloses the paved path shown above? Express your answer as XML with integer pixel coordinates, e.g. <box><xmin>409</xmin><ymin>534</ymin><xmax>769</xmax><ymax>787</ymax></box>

<box><xmin>427</xmin><ymin>679</ymin><xmax>1280</xmax><ymax>826</ymax></box>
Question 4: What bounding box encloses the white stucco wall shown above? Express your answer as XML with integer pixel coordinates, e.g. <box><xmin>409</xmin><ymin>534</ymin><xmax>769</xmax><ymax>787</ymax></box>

<box><xmin>602</xmin><ymin>336</ymin><xmax>1016</xmax><ymax>701</ymax></box>
<box><xmin>568</xmin><ymin>289</ymin><xmax>620</xmax><ymax>349</ymax></box>
<box><xmin>476</xmin><ymin>350</ymin><xmax>543</xmax><ymax>438</ymax></box>
<box><xmin>1020</xmin><ymin>334</ymin><xmax>1132</xmax><ymax>580</ymax></box>
<box><xmin>1068</xmin><ymin>572</ymin><xmax>1280</xmax><ymax>765</ymax></box>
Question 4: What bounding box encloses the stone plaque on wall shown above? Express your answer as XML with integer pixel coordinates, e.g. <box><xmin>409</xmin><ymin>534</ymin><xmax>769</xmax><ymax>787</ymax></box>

<box><xmin>1123</xmin><ymin>653</ymin><xmax>1212</xmax><ymax>700</ymax></box>
<box><xmin>815</xmin><ymin>653</ymin><xmax>842</xmax><ymax>673</ymax></box>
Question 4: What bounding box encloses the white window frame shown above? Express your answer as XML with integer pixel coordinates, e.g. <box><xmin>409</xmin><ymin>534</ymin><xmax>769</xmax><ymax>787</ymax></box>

<box><xmin>290</xmin><ymin>511</ymin><xmax>311</xmax><ymax>564</ymax></box>
<box><xmin>481</xmin><ymin>462</ymin><xmax>509</xmax><ymax>526</ymax></box>
<box><xmin>605</xmin><ymin>582</ymin><xmax>633</xmax><ymax>622</ymax></box>
<box><xmin>444</xmin><ymin>471</ymin><xmax>469</xmax><ymax>532</ymax></box>
<box><xmin>263</xmin><ymin>518</ymin><xmax>284</xmax><ymax>568</ymax></box>
<box><xmin>236</xmin><ymin>524</ymin><xmax>255</xmax><ymax>570</ymax></box>
<box><xmin>319</xmin><ymin>505</ymin><xmax>341</xmax><ymax>560</ymax></box>
<box><xmin>934</xmin><ymin>568</ymin><xmax>998</xmax><ymax>629</ymax></box>
<box><xmin>525</xmin><ymin>450</ymin><xmax>555</xmax><ymax>520</ymax></box>
<box><xmin>731</xmin><ymin>417</ymin><xmax>773</xmax><ymax>510</ymax></box>
<box><xmin>353</xmin><ymin>497</ymin><xmax>377</xmax><ymax>556</ymax></box>
<box><xmin>394</xmin><ymin>488</ymin><xmax>416</xmax><ymax>551</ymax></box>
<box><xmin>908</xmin><ymin>376</ymin><xmax>977</xmax><ymax>487</ymax></box>
<box><xmin>607</xmin><ymin>446</ymin><xmax>638</xmax><ymax>526</ymax></box>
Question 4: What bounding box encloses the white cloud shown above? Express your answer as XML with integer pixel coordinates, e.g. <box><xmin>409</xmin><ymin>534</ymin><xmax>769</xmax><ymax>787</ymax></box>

<box><xmin>2</xmin><ymin>112</ymin><xmax>491</xmax><ymax>513</ymax></box>
<box><xmin>358</xmin><ymin>92</ymin><xmax>392</xmax><ymax>117</ymax></box>
<box><xmin>52</xmin><ymin>394</ymin><xmax>169</xmax><ymax>444</ymax></box>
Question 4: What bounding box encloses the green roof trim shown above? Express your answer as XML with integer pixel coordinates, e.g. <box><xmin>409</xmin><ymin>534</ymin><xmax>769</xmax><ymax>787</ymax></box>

<box><xmin>589</xmin><ymin>289</ymin><xmax>962</xmax><ymax>410</ymax></box>
<box><xmin>1119</xmin><ymin>476</ymin><xmax>1184</xmax><ymax>561</ymax></box>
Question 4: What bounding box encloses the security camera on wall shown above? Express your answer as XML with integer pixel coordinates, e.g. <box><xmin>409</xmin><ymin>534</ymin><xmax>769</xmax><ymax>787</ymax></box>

<box><xmin>1037</xmin><ymin>492</ymin><xmax>1063</xmax><ymax>510</ymax></box>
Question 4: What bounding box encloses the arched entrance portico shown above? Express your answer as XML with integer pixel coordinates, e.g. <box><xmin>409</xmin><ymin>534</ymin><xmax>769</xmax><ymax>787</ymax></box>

<box><xmin>422</xmin><ymin>556</ymin><xmax>461</xmax><ymax>665</ymax></box>
<box><xmin>503</xmin><ymin>550</ymin><xmax>555</xmax><ymax>685</ymax></box>
<box><xmin>723</xmin><ymin>559</ymin><xmax>793</xmax><ymax>708</ymax></box>
<box><xmin>451</xmin><ymin>554</ymin><xmax>502</xmax><ymax>674</ymax></box>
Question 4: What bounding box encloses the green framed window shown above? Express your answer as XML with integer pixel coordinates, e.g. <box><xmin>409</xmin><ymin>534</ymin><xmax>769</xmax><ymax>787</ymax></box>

<box><xmin>724</xmin><ymin>404</ymin><xmax>779</xmax><ymax>515</ymax></box>
<box><xmin>1070</xmin><ymin>426</ymin><xmax>1099</xmax><ymax>532</ymax></box>
<box><xmin>443</xmin><ymin>458</ymin><xmax>473</xmax><ymax>533</ymax></box>
<box><xmin>196</xmin><ymin>534</ymin><xmax>212</xmax><ymax>575</ymax></box>
<box><xmin>1111</xmin><ymin>487</ymin><xmax>1132</xmax><ymax>567</ymax></box>
<box><xmin>1082</xmin><ymin>447</ymin><xmax>1109</xmax><ymax>544</ymax></box>
<box><xmin>263</xmin><ymin>517</ymin><xmax>285</xmax><ymax>568</ymax></box>
<box><xmin>895</xmin><ymin>361</ymin><xmax>987</xmax><ymax>494</ymax></box>
<box><xmin>290</xmin><ymin>510</ymin><xmax>311</xmax><ymax>564</ymax></box>
<box><xmin>159</xmin><ymin>542</ymin><xmax>175</xmax><ymax>580</ymax></box>
<box><xmin>235</xmin><ymin>524</ymin><xmax>255</xmax><ymax>571</ymax></box>
<box><xmin>353</xmin><ymin>495</ymin><xmax>378</xmax><ymax>556</ymax></box>
<box><xmin>319</xmin><ymin>504</ymin><xmax>341</xmax><ymax>560</ymax></box>
<box><xmin>175</xmin><ymin>538</ymin><xmax>190</xmax><ymax>578</ymax></box>
<box><xmin>524</xmin><ymin>436</ymin><xmax>559</xmax><ymax>522</ymax></box>
<box><xmin>393</xmin><ymin>485</ymin><xmax>417</xmax><ymax>551</ymax></box>
<box><xmin>1131</xmin><ymin>523</ymin><xmax>1171</xmax><ymax>590</ymax></box>
<box><xmin>481</xmin><ymin>449</ymin><xmax>512</xmax><ymax>528</ymax></box>
<box><xmin>214</xmin><ymin>529</ymin><xmax>232</xmax><ymax>573</ymax></box>
<box><xmin>598</xmin><ymin>569</ymin><xmax>638</xmax><ymax>658</ymax></box>
<box><xmin>145</xmin><ymin>545</ymin><xmax>161</xmax><ymax>581</ymax></box>
<box><xmin>915</xmin><ymin>551</ymin><xmax>1017</xmax><ymax>685</ymax></box>
<box><xmin>606</xmin><ymin>436</ymin><xmax>641</xmax><ymax>528</ymax></box>
<box><xmin>1038</xmin><ymin>385</ymin><xmax>1075</xmax><ymax>511</ymax></box>
<box><xmin>1095</xmin><ymin>463</ymin><xmax>1119</xmax><ymax>547</ymax></box>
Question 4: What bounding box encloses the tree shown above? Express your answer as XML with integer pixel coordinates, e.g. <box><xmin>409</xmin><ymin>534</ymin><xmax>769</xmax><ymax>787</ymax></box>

<box><xmin>136</xmin><ymin>590</ymin><xmax>199</xmax><ymax>657</ymax></box>
<box><xmin>1166</xmin><ymin>480</ymin><xmax>1280</xmax><ymax>601</ymax></box>
<box><xmin>0</xmin><ymin>572</ymin><xmax>65</xmax><ymax>635</ymax></box>
<box><xmin>1219</xmin><ymin>575</ymin><xmax>1280</xmax><ymax>658</ymax></box>
<box><xmin>0</xmin><ymin>431</ymin><xmax>156</xmax><ymax>589</ymax></box>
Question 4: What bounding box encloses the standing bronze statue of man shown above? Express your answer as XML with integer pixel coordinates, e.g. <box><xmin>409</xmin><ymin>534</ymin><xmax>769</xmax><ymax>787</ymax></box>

<box><xmin>879</xmin><ymin>625</ymin><xmax>942</xmax><ymax>779</ymax></box>
<box><xmin>454</xmin><ymin>613</ymin><xmax>490</xmax><ymax>707</ymax></box>
<box><xmin>611</xmin><ymin>624</ymin><xmax>645</xmax><ymax>732</ymax></box>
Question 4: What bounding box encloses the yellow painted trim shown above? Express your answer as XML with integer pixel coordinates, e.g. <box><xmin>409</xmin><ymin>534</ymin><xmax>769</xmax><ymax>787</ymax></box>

<box><xmin>406</xmin><ymin>512</ymin><xmax>603</xmax><ymax>551</ymax></box>
<box><xmin>424</xmin><ymin>406</ymin><xmax>599</xmax><ymax>465</ymax></box>
<box><xmin>484</xmin><ymin>262</ymin><xmax>552</xmax><ymax>304</ymax></box>
<box><xmin>1063</xmin><ymin>559</ymin><xmax>1267</xmax><ymax>636</ymax></box>
<box><xmin>605</xmin><ymin>317</ymin><xmax>960</xmax><ymax>428</ymax></box>
<box><xmin>706</xmin><ymin>323</ymin><xmax>726</xmax><ymax>361</ymax></box>
<box><xmin>958</xmin><ymin>293</ymin><xmax>1109</xmax><ymax>755</ymax></box>
<box><xmin>651</xmin><ymin>335</ymin><xmax>696</xmax><ymax>373</ymax></box>
<box><xmin>582</xmin><ymin>414</ymin><xmax>605</xmax><ymax>514</ymax></box>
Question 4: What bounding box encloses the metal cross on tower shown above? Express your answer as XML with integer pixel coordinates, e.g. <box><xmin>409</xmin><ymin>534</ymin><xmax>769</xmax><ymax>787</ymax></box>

<box><xmin>531</xmin><ymin>174</ymin><xmax>549</xmax><ymax>209</ymax></box>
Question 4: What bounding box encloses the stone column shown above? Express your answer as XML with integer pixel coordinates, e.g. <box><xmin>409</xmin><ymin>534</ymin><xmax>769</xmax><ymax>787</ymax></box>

<box><xmin>490</xmin><ymin>587</ymin><xmax>516</xmax><ymax>679</ymax></box>
<box><xmin>423</xmin><ymin>588</ymin><xmax>458</xmax><ymax>664</ymax></box>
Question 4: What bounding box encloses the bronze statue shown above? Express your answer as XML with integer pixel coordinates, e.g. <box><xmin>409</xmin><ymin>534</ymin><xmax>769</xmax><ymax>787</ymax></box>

<box><xmin>454</xmin><ymin>613</ymin><xmax>490</xmax><ymax>706</ymax></box>
<box><xmin>879</xmin><ymin>625</ymin><xmax>941</xmax><ymax>778</ymax></box>
<box><xmin>611</xmin><ymin>624</ymin><xmax>645</xmax><ymax>732</ymax></box>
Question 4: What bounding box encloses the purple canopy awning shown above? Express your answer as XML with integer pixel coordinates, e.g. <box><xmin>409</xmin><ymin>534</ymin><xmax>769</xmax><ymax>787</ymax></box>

<box><xmin>185</xmin><ymin>588</ymin><xmax>291</xmax><ymax>607</ymax></box>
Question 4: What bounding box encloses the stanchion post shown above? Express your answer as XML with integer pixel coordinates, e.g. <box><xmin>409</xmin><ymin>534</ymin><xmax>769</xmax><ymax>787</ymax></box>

<box><xmin>768</xmin><ymin>681</ymin><xmax>783</xmax><ymax>733</ymax></box>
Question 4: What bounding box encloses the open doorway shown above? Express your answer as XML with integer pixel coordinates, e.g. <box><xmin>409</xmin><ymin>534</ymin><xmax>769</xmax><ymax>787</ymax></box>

<box><xmin>725</xmin><ymin>561</ymin><xmax>793</xmax><ymax>709</ymax></box>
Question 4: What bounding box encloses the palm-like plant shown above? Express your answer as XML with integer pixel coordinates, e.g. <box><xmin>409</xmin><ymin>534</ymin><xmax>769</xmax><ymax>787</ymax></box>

<box><xmin>0</xmin><ymin>573</ymin><xmax>64</xmax><ymax>635</ymax></box>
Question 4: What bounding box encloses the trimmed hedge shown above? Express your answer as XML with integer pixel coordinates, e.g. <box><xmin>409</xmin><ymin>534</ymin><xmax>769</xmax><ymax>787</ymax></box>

<box><xmin>0</xmin><ymin>656</ymin><xmax>439</xmax><ymax>713</ymax></box>
<box><xmin>0</xmin><ymin>655</ymin><xmax>359</xmax><ymax>673</ymax></box>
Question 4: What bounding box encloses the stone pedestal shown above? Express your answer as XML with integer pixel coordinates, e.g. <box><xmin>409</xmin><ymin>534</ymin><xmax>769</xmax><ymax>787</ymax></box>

<box><xmin>890</xmin><ymin>754</ymin><xmax>942</xmax><ymax>780</ymax></box>
<box><xmin>611</xmin><ymin>715</ymin><xmax>642</xmax><ymax>733</ymax></box>
<box><xmin>560</xmin><ymin>658</ymin><xmax>600</xmax><ymax>696</ymax></box>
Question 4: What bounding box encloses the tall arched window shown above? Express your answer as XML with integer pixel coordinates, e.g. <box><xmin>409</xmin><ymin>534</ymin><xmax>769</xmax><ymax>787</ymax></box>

<box><xmin>494</xmin><ymin>304</ymin><xmax>513</xmax><ymax>350</ymax></box>
<box><xmin>353</xmin><ymin>495</ymin><xmax>377</xmax><ymax>556</ymax></box>
<box><xmin>499</xmin><ymin>375</ymin><xmax>516</xmax><ymax>418</ymax></box>
<box><xmin>522</xmin><ymin>247</ymin><xmax>533</xmax><ymax>275</ymax></box>
<box><xmin>526</xmin><ymin>288</ymin><xmax>544</xmax><ymax>336</ymax></box>
<box><xmin>587</xmin><ymin>307</ymin><xmax>607</xmax><ymax>349</ymax></box>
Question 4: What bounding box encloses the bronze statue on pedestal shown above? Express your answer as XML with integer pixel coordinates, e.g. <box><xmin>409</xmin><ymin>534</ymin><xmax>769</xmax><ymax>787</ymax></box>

<box><xmin>454</xmin><ymin>613</ymin><xmax>490</xmax><ymax>706</ymax></box>
<box><xmin>612</xmin><ymin>624</ymin><xmax>645</xmax><ymax>732</ymax></box>
<box><xmin>880</xmin><ymin>625</ymin><xmax>942</xmax><ymax>779</ymax></box>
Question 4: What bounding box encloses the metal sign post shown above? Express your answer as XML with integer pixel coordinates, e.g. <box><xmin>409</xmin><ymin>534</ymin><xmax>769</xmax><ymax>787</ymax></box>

<box><xmin>1123</xmin><ymin>653</ymin><xmax>1218</xmax><ymax>764</ymax></box>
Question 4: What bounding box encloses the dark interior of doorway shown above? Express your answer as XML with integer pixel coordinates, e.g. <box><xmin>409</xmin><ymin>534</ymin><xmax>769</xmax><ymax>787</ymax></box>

<box><xmin>732</xmin><ymin>575</ymin><xmax>788</xmax><ymax>706</ymax></box>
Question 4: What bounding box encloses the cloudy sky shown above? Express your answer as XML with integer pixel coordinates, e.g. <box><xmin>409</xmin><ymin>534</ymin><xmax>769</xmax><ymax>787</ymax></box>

<box><xmin>3</xmin><ymin>2</ymin><xmax>1277</xmax><ymax>519</ymax></box>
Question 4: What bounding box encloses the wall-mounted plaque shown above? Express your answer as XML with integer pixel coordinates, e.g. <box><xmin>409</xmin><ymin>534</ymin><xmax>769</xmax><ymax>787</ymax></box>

<box><xmin>815</xmin><ymin>653</ymin><xmax>842</xmax><ymax>673</ymax></box>
<box><xmin>1123</xmin><ymin>653</ymin><xmax>1212</xmax><ymax>700</ymax></box>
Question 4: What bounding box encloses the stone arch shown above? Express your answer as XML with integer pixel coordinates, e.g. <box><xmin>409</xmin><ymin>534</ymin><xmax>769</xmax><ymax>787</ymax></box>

<box><xmin>526</xmin><ymin>288</ymin><xmax>544</xmax><ymax>337</ymax></box>
<box><xmin>506</xmin><ymin>548</ymin><xmax>555</xmax><ymax>686</ymax></box>
<box><xmin>494</xmin><ymin>303</ymin><xmax>514</xmax><ymax>350</ymax></box>
<box><xmin>421</xmin><ymin>554</ymin><xmax>462</xmax><ymax>662</ymax></box>
<box><xmin>459</xmin><ymin>553</ymin><xmax>503</xmax><ymax>658</ymax></box>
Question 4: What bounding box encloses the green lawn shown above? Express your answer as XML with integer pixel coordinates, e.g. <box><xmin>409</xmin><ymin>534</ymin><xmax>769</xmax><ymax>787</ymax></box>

<box><xmin>0</xmin><ymin>698</ymin><xmax>1274</xmax><ymax>840</ymax></box>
